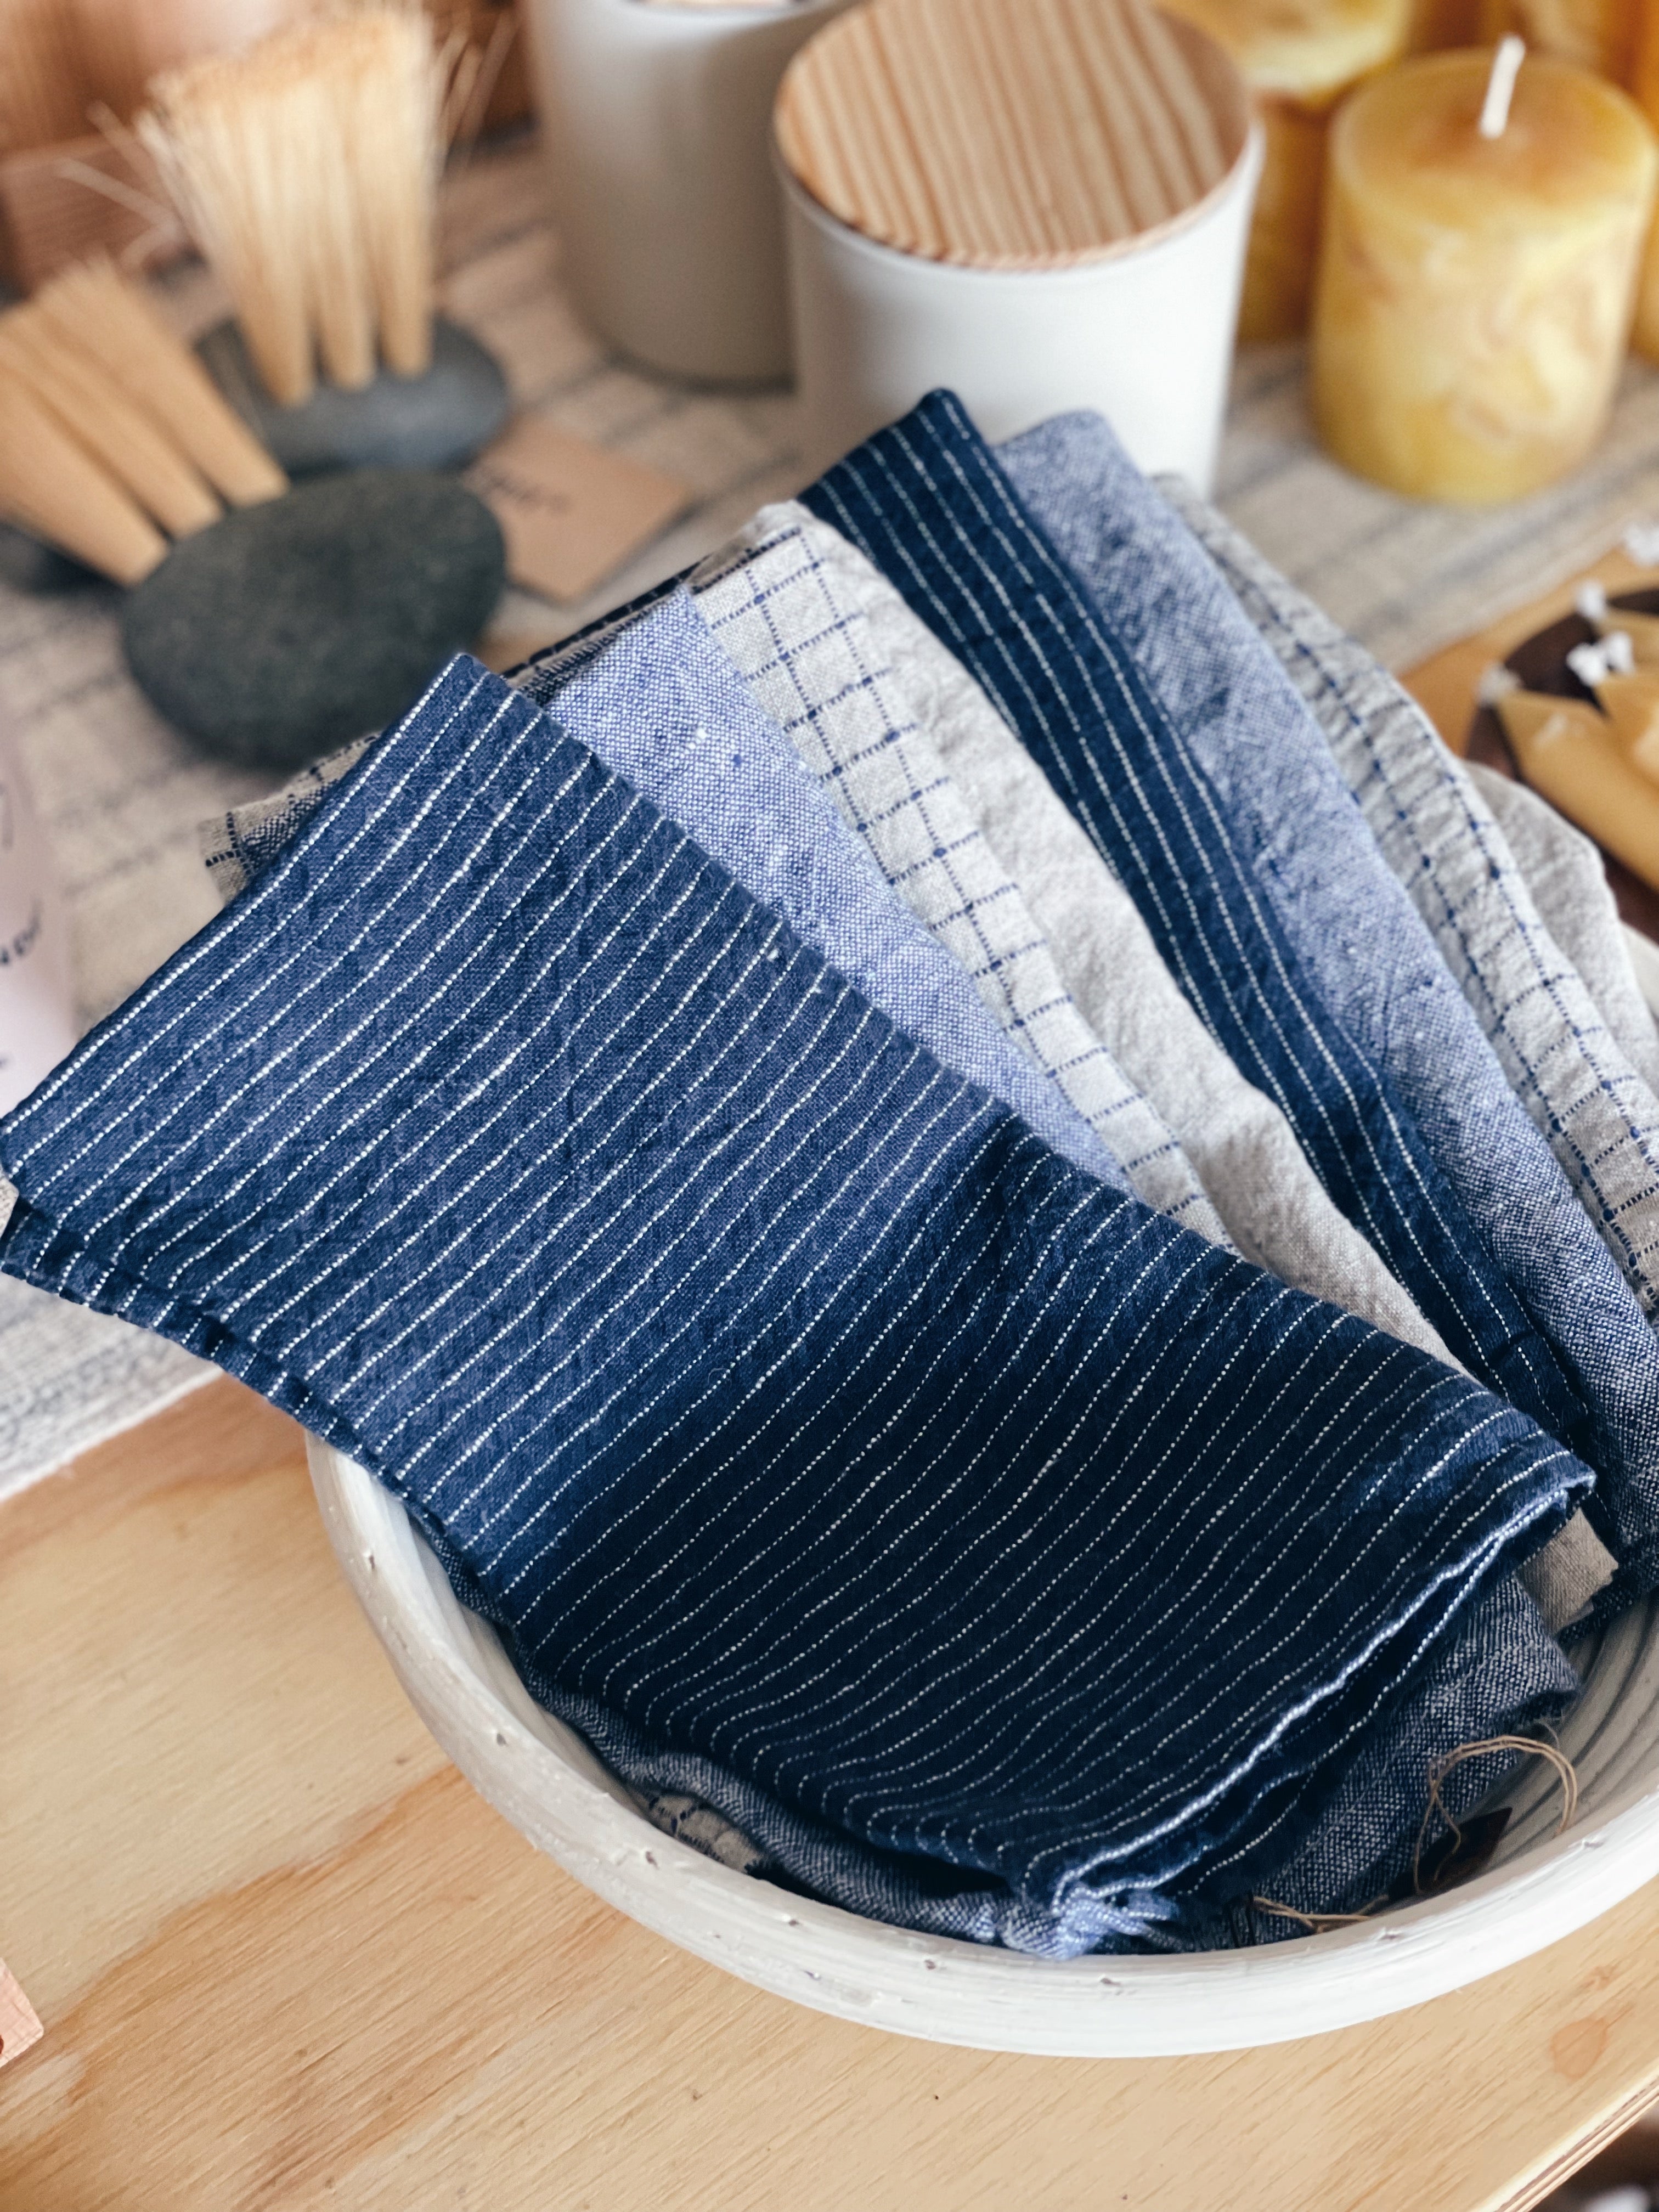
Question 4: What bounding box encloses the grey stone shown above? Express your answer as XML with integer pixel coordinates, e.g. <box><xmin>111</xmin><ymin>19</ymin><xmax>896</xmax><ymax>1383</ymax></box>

<box><xmin>198</xmin><ymin>316</ymin><xmax>512</xmax><ymax>476</ymax></box>
<box><xmin>121</xmin><ymin>469</ymin><xmax>505</xmax><ymax>772</ymax></box>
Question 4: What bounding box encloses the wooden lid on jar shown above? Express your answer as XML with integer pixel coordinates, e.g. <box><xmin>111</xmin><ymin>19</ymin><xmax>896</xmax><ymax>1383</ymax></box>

<box><xmin>774</xmin><ymin>0</ymin><xmax>1252</xmax><ymax>272</ymax></box>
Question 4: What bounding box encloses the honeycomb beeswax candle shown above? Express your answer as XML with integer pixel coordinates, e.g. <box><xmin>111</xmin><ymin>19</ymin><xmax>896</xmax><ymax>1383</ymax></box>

<box><xmin>1312</xmin><ymin>43</ymin><xmax>1658</xmax><ymax>503</ymax></box>
<box><xmin>1166</xmin><ymin>0</ymin><xmax>1410</xmax><ymax>340</ymax></box>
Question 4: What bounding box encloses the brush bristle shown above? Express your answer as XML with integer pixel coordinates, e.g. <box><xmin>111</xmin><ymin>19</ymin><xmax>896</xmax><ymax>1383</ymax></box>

<box><xmin>139</xmin><ymin>8</ymin><xmax>459</xmax><ymax>405</ymax></box>
<box><xmin>0</xmin><ymin>258</ymin><xmax>286</xmax><ymax>583</ymax></box>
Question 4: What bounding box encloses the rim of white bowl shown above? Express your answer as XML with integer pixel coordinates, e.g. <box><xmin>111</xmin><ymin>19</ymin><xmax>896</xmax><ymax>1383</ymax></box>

<box><xmin>308</xmin><ymin>1432</ymin><xmax>1659</xmax><ymax>2056</ymax></box>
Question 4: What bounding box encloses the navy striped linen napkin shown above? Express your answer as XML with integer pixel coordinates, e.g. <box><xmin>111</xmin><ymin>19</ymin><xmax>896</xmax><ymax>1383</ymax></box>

<box><xmin>0</xmin><ymin>653</ymin><xmax>1588</xmax><ymax>1951</ymax></box>
<box><xmin>195</xmin><ymin>596</ymin><xmax>1582</xmax><ymax>1937</ymax></box>
<box><xmin>800</xmin><ymin>393</ymin><xmax>1659</xmax><ymax>1579</ymax></box>
<box><xmin>988</xmin><ymin>408</ymin><xmax>1659</xmax><ymax>1593</ymax></box>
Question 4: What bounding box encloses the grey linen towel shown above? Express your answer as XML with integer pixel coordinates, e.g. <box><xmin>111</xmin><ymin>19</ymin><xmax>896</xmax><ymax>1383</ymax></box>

<box><xmin>1465</xmin><ymin>760</ymin><xmax>1659</xmax><ymax>1101</ymax></box>
<box><xmin>1160</xmin><ymin>467</ymin><xmax>1659</xmax><ymax>1321</ymax></box>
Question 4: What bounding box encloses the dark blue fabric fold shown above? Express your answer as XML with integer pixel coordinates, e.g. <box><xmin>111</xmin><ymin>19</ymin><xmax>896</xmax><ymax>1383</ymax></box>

<box><xmin>800</xmin><ymin>393</ymin><xmax>1588</xmax><ymax>1465</ymax></box>
<box><xmin>0</xmin><ymin>654</ymin><xmax>1588</xmax><ymax>1951</ymax></box>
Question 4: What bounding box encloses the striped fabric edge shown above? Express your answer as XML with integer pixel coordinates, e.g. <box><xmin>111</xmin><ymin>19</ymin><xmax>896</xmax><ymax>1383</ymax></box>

<box><xmin>1164</xmin><ymin>474</ymin><xmax>1659</xmax><ymax>1325</ymax></box>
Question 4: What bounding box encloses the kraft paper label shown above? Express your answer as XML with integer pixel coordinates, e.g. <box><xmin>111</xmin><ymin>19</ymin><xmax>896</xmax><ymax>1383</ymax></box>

<box><xmin>471</xmin><ymin>419</ymin><xmax>691</xmax><ymax>605</ymax></box>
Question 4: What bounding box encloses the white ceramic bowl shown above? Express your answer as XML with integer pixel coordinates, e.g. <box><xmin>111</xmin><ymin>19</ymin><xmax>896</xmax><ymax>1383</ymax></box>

<box><xmin>304</xmin><ymin>935</ymin><xmax>1659</xmax><ymax>2056</ymax></box>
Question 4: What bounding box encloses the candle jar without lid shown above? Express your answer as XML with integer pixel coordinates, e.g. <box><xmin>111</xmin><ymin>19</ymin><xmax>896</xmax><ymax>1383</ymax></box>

<box><xmin>1312</xmin><ymin>49</ymin><xmax>1658</xmax><ymax>504</ymax></box>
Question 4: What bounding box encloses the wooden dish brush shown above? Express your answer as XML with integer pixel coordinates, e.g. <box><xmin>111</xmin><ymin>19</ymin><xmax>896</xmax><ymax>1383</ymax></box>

<box><xmin>0</xmin><ymin>256</ymin><xmax>287</xmax><ymax>584</ymax></box>
<box><xmin>135</xmin><ymin>4</ymin><xmax>509</xmax><ymax>470</ymax></box>
<box><xmin>0</xmin><ymin>256</ymin><xmax>504</xmax><ymax>775</ymax></box>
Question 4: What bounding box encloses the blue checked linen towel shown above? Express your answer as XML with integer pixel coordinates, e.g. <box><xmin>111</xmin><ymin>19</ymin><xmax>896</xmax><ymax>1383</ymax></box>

<box><xmin>805</xmin><ymin>391</ymin><xmax>1659</xmax><ymax>1592</ymax></box>
<box><xmin>0</xmin><ymin>653</ymin><xmax>1591</xmax><ymax>1953</ymax></box>
<box><xmin>679</xmin><ymin>512</ymin><xmax>1231</xmax><ymax>1249</ymax></box>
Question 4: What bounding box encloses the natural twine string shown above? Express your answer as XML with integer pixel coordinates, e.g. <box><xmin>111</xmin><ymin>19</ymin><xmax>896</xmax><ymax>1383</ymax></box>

<box><xmin>1251</xmin><ymin>1733</ymin><xmax>1579</xmax><ymax>1937</ymax></box>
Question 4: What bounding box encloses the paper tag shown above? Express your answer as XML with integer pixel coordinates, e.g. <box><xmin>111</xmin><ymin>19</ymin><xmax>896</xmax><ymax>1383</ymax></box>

<box><xmin>470</xmin><ymin>419</ymin><xmax>691</xmax><ymax>605</ymax></box>
<box><xmin>0</xmin><ymin>1960</ymin><xmax>42</xmax><ymax>2069</ymax></box>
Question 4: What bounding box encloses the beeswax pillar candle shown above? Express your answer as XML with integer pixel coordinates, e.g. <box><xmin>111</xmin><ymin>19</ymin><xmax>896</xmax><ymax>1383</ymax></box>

<box><xmin>1166</xmin><ymin>0</ymin><xmax>1410</xmax><ymax>340</ymax></box>
<box><xmin>1626</xmin><ymin>4</ymin><xmax>1659</xmax><ymax>355</ymax></box>
<box><xmin>1311</xmin><ymin>47</ymin><xmax>1658</xmax><ymax>504</ymax></box>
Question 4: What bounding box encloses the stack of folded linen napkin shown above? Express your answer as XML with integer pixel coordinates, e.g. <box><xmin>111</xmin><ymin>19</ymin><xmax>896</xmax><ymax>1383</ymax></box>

<box><xmin>13</xmin><ymin>391</ymin><xmax>1659</xmax><ymax>1955</ymax></box>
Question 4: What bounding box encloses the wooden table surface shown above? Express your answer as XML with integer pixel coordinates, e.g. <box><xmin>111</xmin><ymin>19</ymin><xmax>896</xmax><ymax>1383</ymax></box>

<box><xmin>2</xmin><ymin>1376</ymin><xmax>1658</xmax><ymax>2212</ymax></box>
<box><xmin>10</xmin><ymin>587</ymin><xmax>1659</xmax><ymax>2211</ymax></box>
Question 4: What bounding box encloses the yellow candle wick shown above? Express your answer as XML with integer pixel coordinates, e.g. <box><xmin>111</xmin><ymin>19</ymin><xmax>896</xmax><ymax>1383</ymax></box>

<box><xmin>1479</xmin><ymin>36</ymin><xmax>1526</xmax><ymax>143</ymax></box>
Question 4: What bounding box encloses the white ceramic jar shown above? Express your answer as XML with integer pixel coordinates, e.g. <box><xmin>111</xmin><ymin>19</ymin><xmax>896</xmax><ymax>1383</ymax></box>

<box><xmin>775</xmin><ymin>0</ymin><xmax>1261</xmax><ymax>491</ymax></box>
<box><xmin>523</xmin><ymin>0</ymin><xmax>856</xmax><ymax>382</ymax></box>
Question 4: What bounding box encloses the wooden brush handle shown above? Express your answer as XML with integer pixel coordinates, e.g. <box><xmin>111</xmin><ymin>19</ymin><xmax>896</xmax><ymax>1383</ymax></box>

<box><xmin>35</xmin><ymin>262</ymin><xmax>286</xmax><ymax>507</ymax></box>
<box><xmin>0</xmin><ymin>381</ymin><xmax>168</xmax><ymax>584</ymax></box>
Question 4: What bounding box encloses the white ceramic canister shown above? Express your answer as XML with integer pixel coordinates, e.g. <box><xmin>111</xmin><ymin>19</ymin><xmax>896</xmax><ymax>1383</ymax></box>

<box><xmin>0</xmin><ymin>720</ymin><xmax>75</xmax><ymax>1115</ymax></box>
<box><xmin>775</xmin><ymin>0</ymin><xmax>1261</xmax><ymax>492</ymax></box>
<box><xmin>522</xmin><ymin>0</ymin><xmax>857</xmax><ymax>382</ymax></box>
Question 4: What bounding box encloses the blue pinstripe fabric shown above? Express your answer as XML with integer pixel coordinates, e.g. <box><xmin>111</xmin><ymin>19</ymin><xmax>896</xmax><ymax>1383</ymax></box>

<box><xmin>0</xmin><ymin>654</ymin><xmax>1588</xmax><ymax>1952</ymax></box>
<box><xmin>531</xmin><ymin>591</ymin><xmax>1124</xmax><ymax>1192</ymax></box>
<box><xmin>799</xmin><ymin>398</ymin><xmax>1609</xmax><ymax>1504</ymax></box>
<box><xmin>985</xmin><ymin>408</ymin><xmax>1659</xmax><ymax>1582</ymax></box>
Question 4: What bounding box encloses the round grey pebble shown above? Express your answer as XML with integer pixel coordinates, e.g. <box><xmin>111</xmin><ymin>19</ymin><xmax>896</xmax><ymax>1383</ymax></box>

<box><xmin>121</xmin><ymin>470</ymin><xmax>505</xmax><ymax>773</ymax></box>
<box><xmin>198</xmin><ymin>316</ymin><xmax>511</xmax><ymax>476</ymax></box>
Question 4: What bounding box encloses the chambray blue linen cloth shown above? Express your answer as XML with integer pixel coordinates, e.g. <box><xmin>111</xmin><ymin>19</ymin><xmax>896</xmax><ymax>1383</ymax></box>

<box><xmin>0</xmin><ymin>653</ymin><xmax>1591</xmax><ymax>1953</ymax></box>
<box><xmin>803</xmin><ymin>392</ymin><xmax>1659</xmax><ymax>1584</ymax></box>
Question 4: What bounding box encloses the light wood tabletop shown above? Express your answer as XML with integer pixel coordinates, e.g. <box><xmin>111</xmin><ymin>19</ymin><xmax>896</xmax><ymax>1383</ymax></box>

<box><xmin>0</xmin><ymin>1374</ymin><xmax>1655</xmax><ymax>2212</ymax></box>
